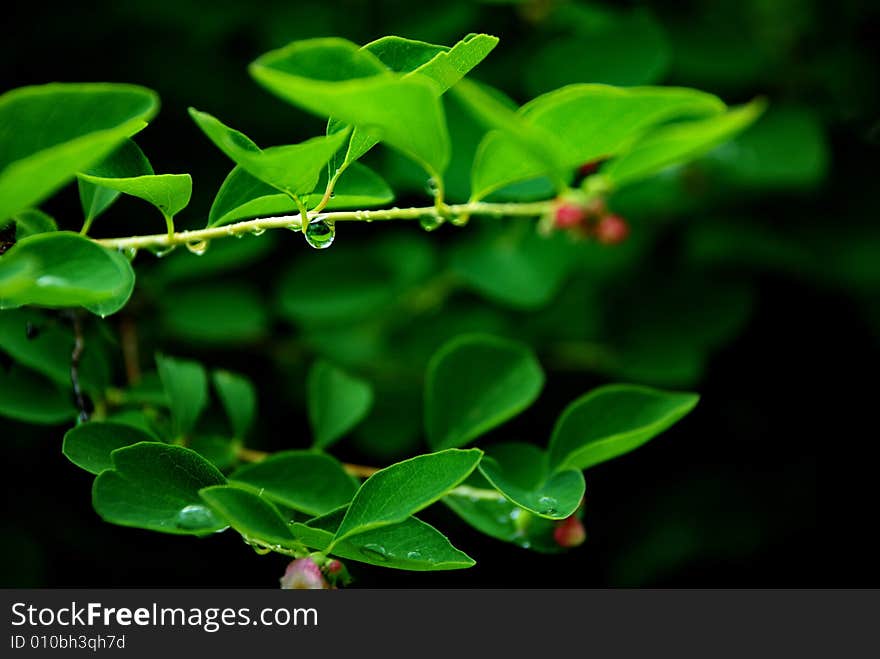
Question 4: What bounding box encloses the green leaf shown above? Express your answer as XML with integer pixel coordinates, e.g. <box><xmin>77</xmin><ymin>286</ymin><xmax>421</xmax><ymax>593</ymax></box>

<box><xmin>249</xmin><ymin>38</ymin><xmax>449</xmax><ymax>175</ymax></box>
<box><xmin>548</xmin><ymin>384</ymin><xmax>699</xmax><ymax>471</ymax></box>
<box><xmin>0</xmin><ymin>232</ymin><xmax>135</xmax><ymax>316</ymax></box>
<box><xmin>604</xmin><ymin>99</ymin><xmax>766</xmax><ymax>187</ymax></box>
<box><xmin>0</xmin><ymin>308</ymin><xmax>110</xmax><ymax>393</ymax></box>
<box><xmin>189</xmin><ymin>436</ymin><xmax>239</xmax><ymax>471</ymax></box>
<box><xmin>77</xmin><ymin>173</ymin><xmax>192</xmax><ymax>223</ymax></box>
<box><xmin>307</xmin><ymin>360</ymin><xmax>373</xmax><ymax>449</ymax></box>
<box><xmin>478</xmin><ymin>443</ymin><xmax>584</xmax><ymax>520</ymax></box>
<box><xmin>292</xmin><ymin>508</ymin><xmax>474</xmax><ymax>570</ymax></box>
<box><xmin>189</xmin><ymin>108</ymin><xmax>350</xmax><ymax>198</ymax></box>
<box><xmin>62</xmin><ymin>421</ymin><xmax>156</xmax><ymax>475</ymax></box>
<box><xmin>329</xmin><ymin>33</ymin><xmax>498</xmax><ymax>172</ymax></box>
<box><xmin>331</xmin><ymin>448</ymin><xmax>482</xmax><ymax>545</ymax></box>
<box><xmin>92</xmin><ymin>442</ymin><xmax>227</xmax><ymax>535</ymax></box>
<box><xmin>155</xmin><ymin>354</ymin><xmax>208</xmax><ymax>438</ymax></box>
<box><xmin>0</xmin><ymin>83</ymin><xmax>158</xmax><ymax>221</ymax></box>
<box><xmin>468</xmin><ymin>83</ymin><xmax>725</xmax><ymax>200</ymax></box>
<box><xmin>425</xmin><ymin>334</ymin><xmax>544</xmax><ymax>449</ymax></box>
<box><xmin>443</xmin><ymin>479</ymin><xmax>564</xmax><ymax>553</ymax></box>
<box><xmin>159</xmin><ymin>283</ymin><xmax>268</xmax><ymax>344</ymax></box>
<box><xmin>77</xmin><ymin>139</ymin><xmax>153</xmax><ymax>227</ymax></box>
<box><xmin>149</xmin><ymin>234</ymin><xmax>274</xmax><ymax>287</ymax></box>
<box><xmin>229</xmin><ymin>450</ymin><xmax>357</xmax><ymax>516</ymax></box>
<box><xmin>207</xmin><ymin>162</ymin><xmax>392</xmax><ymax>228</ymax></box>
<box><xmin>0</xmin><ymin>364</ymin><xmax>75</xmax><ymax>424</ymax></box>
<box><xmin>451</xmin><ymin>225</ymin><xmax>582</xmax><ymax>309</ymax></box>
<box><xmin>9</xmin><ymin>209</ymin><xmax>57</xmax><ymax>238</ymax></box>
<box><xmin>199</xmin><ymin>485</ymin><xmax>300</xmax><ymax>548</ymax></box>
<box><xmin>212</xmin><ymin>370</ymin><xmax>257</xmax><ymax>439</ymax></box>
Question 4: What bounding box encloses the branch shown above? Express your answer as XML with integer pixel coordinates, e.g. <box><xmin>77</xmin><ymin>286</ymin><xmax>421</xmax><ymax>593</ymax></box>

<box><xmin>93</xmin><ymin>201</ymin><xmax>554</xmax><ymax>252</ymax></box>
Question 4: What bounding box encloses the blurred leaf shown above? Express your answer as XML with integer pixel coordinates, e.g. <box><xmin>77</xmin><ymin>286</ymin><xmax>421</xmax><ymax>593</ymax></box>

<box><xmin>77</xmin><ymin>139</ymin><xmax>153</xmax><ymax>226</ymax></box>
<box><xmin>307</xmin><ymin>360</ymin><xmax>373</xmax><ymax>449</ymax></box>
<box><xmin>0</xmin><ymin>364</ymin><xmax>75</xmax><ymax>424</ymax></box>
<box><xmin>9</xmin><ymin>209</ymin><xmax>57</xmax><ymax>238</ymax></box>
<box><xmin>548</xmin><ymin>384</ymin><xmax>699</xmax><ymax>471</ymax></box>
<box><xmin>229</xmin><ymin>450</ymin><xmax>357</xmax><ymax>516</ymax></box>
<box><xmin>479</xmin><ymin>442</ymin><xmax>584</xmax><ymax>519</ymax></box>
<box><xmin>525</xmin><ymin>11</ymin><xmax>670</xmax><ymax>94</ymax></box>
<box><xmin>77</xmin><ymin>173</ymin><xmax>192</xmax><ymax>223</ymax></box>
<box><xmin>250</xmin><ymin>37</ymin><xmax>449</xmax><ymax>174</ymax></box>
<box><xmin>62</xmin><ymin>421</ymin><xmax>156</xmax><ymax>475</ymax></box>
<box><xmin>0</xmin><ymin>83</ymin><xmax>157</xmax><ymax>220</ymax></box>
<box><xmin>0</xmin><ymin>232</ymin><xmax>135</xmax><ymax>316</ymax></box>
<box><xmin>331</xmin><ymin>448</ymin><xmax>482</xmax><ymax>544</ymax></box>
<box><xmin>353</xmin><ymin>383</ymin><xmax>422</xmax><ymax>460</ymax></box>
<box><xmin>149</xmin><ymin>234</ymin><xmax>274</xmax><ymax>287</ymax></box>
<box><xmin>451</xmin><ymin>225</ymin><xmax>581</xmax><ymax>309</ymax></box>
<box><xmin>92</xmin><ymin>442</ymin><xmax>227</xmax><ymax>535</ymax></box>
<box><xmin>705</xmin><ymin>106</ymin><xmax>828</xmax><ymax>188</ymax></box>
<box><xmin>189</xmin><ymin>108</ymin><xmax>350</xmax><ymax>198</ymax></box>
<box><xmin>212</xmin><ymin>370</ymin><xmax>257</xmax><ymax>439</ymax></box>
<box><xmin>425</xmin><ymin>334</ymin><xmax>544</xmax><ymax>449</ymax></box>
<box><xmin>199</xmin><ymin>485</ymin><xmax>299</xmax><ymax>548</ymax></box>
<box><xmin>189</xmin><ymin>436</ymin><xmax>239</xmax><ymax>471</ymax></box>
<box><xmin>293</xmin><ymin>508</ymin><xmax>474</xmax><ymax>570</ymax></box>
<box><xmin>0</xmin><ymin>308</ymin><xmax>110</xmax><ymax>393</ymax></box>
<box><xmin>605</xmin><ymin>100</ymin><xmax>766</xmax><ymax>188</ymax></box>
<box><xmin>159</xmin><ymin>283</ymin><xmax>268</xmax><ymax>344</ymax></box>
<box><xmin>156</xmin><ymin>354</ymin><xmax>208</xmax><ymax>438</ymax></box>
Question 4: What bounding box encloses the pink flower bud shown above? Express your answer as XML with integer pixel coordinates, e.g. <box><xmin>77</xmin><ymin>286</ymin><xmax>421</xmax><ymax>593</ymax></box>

<box><xmin>280</xmin><ymin>558</ymin><xmax>329</xmax><ymax>590</ymax></box>
<box><xmin>553</xmin><ymin>515</ymin><xmax>586</xmax><ymax>548</ymax></box>
<box><xmin>325</xmin><ymin>559</ymin><xmax>344</xmax><ymax>575</ymax></box>
<box><xmin>554</xmin><ymin>202</ymin><xmax>586</xmax><ymax>229</ymax></box>
<box><xmin>595</xmin><ymin>213</ymin><xmax>629</xmax><ymax>245</ymax></box>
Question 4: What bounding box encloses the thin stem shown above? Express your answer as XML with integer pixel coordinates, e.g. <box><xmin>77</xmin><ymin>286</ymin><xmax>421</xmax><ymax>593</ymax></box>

<box><xmin>94</xmin><ymin>200</ymin><xmax>554</xmax><ymax>251</ymax></box>
<box><xmin>311</xmin><ymin>165</ymin><xmax>348</xmax><ymax>214</ymax></box>
<box><xmin>163</xmin><ymin>213</ymin><xmax>175</xmax><ymax>240</ymax></box>
<box><xmin>67</xmin><ymin>311</ymin><xmax>88</xmax><ymax>423</ymax></box>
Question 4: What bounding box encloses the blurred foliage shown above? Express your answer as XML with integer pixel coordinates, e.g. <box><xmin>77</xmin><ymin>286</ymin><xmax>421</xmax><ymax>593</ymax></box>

<box><xmin>1</xmin><ymin>0</ymin><xmax>875</xmax><ymax>586</ymax></box>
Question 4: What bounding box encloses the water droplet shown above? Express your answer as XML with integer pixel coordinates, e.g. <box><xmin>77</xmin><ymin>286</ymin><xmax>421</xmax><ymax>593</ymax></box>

<box><xmin>405</xmin><ymin>551</ymin><xmax>422</xmax><ymax>561</ymax></box>
<box><xmin>305</xmin><ymin>218</ymin><xmax>335</xmax><ymax>249</ymax></box>
<box><xmin>119</xmin><ymin>246</ymin><xmax>138</xmax><ymax>260</ymax></box>
<box><xmin>185</xmin><ymin>239</ymin><xmax>209</xmax><ymax>255</ymax></box>
<box><xmin>251</xmin><ymin>227</ymin><xmax>266</xmax><ymax>237</ymax></box>
<box><xmin>538</xmin><ymin>496</ymin><xmax>558</xmax><ymax>515</ymax></box>
<box><xmin>419</xmin><ymin>214</ymin><xmax>443</xmax><ymax>232</ymax></box>
<box><xmin>424</xmin><ymin>177</ymin><xmax>439</xmax><ymax>197</ymax></box>
<box><xmin>175</xmin><ymin>505</ymin><xmax>218</xmax><ymax>530</ymax></box>
<box><xmin>153</xmin><ymin>245</ymin><xmax>177</xmax><ymax>258</ymax></box>
<box><xmin>360</xmin><ymin>543</ymin><xmax>389</xmax><ymax>562</ymax></box>
<box><xmin>329</xmin><ymin>192</ymin><xmax>336</xmax><ymax>199</ymax></box>
<box><xmin>450</xmin><ymin>214</ymin><xmax>469</xmax><ymax>227</ymax></box>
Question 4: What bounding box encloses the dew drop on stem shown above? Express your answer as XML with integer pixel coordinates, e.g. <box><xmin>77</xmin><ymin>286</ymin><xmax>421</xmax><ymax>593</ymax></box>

<box><xmin>419</xmin><ymin>214</ymin><xmax>443</xmax><ymax>232</ymax></box>
<box><xmin>304</xmin><ymin>218</ymin><xmax>335</xmax><ymax>249</ymax></box>
<box><xmin>185</xmin><ymin>239</ymin><xmax>209</xmax><ymax>255</ymax></box>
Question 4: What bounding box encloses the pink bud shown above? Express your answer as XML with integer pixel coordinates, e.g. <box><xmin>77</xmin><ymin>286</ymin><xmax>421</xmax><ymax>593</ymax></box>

<box><xmin>554</xmin><ymin>202</ymin><xmax>586</xmax><ymax>229</ymax></box>
<box><xmin>595</xmin><ymin>214</ymin><xmax>629</xmax><ymax>245</ymax></box>
<box><xmin>325</xmin><ymin>559</ymin><xmax>344</xmax><ymax>575</ymax></box>
<box><xmin>553</xmin><ymin>515</ymin><xmax>586</xmax><ymax>548</ymax></box>
<box><xmin>280</xmin><ymin>558</ymin><xmax>329</xmax><ymax>590</ymax></box>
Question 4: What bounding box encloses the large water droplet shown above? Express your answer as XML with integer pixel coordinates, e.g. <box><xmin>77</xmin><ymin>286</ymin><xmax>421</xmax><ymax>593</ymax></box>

<box><xmin>360</xmin><ymin>543</ymin><xmax>389</xmax><ymax>562</ymax></box>
<box><xmin>251</xmin><ymin>227</ymin><xmax>266</xmax><ymax>237</ymax></box>
<box><xmin>119</xmin><ymin>246</ymin><xmax>138</xmax><ymax>261</ymax></box>
<box><xmin>175</xmin><ymin>504</ymin><xmax>218</xmax><ymax>530</ymax></box>
<box><xmin>305</xmin><ymin>218</ymin><xmax>335</xmax><ymax>249</ymax></box>
<box><xmin>405</xmin><ymin>551</ymin><xmax>422</xmax><ymax>561</ymax></box>
<box><xmin>419</xmin><ymin>214</ymin><xmax>443</xmax><ymax>232</ymax></box>
<box><xmin>185</xmin><ymin>239</ymin><xmax>209</xmax><ymax>255</ymax></box>
<box><xmin>424</xmin><ymin>177</ymin><xmax>440</xmax><ymax>197</ymax></box>
<box><xmin>538</xmin><ymin>496</ymin><xmax>558</xmax><ymax>515</ymax></box>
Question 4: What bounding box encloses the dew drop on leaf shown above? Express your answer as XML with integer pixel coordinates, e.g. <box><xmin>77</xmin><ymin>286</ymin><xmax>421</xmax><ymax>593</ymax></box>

<box><xmin>305</xmin><ymin>218</ymin><xmax>335</xmax><ymax>249</ymax></box>
<box><xmin>405</xmin><ymin>551</ymin><xmax>422</xmax><ymax>560</ymax></box>
<box><xmin>538</xmin><ymin>496</ymin><xmax>558</xmax><ymax>515</ymax></box>
<box><xmin>175</xmin><ymin>504</ymin><xmax>219</xmax><ymax>530</ymax></box>
<box><xmin>360</xmin><ymin>543</ymin><xmax>390</xmax><ymax>561</ymax></box>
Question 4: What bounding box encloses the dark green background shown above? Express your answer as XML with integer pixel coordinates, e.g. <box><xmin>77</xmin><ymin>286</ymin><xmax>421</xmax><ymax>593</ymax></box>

<box><xmin>2</xmin><ymin>0</ymin><xmax>877</xmax><ymax>587</ymax></box>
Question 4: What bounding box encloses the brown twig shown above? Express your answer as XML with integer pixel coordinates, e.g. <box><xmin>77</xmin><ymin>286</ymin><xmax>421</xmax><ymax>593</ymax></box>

<box><xmin>68</xmin><ymin>311</ymin><xmax>88</xmax><ymax>423</ymax></box>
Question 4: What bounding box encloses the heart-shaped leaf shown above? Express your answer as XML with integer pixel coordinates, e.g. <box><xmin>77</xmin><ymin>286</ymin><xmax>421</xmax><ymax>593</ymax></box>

<box><xmin>548</xmin><ymin>384</ymin><xmax>699</xmax><ymax>471</ymax></box>
<box><xmin>92</xmin><ymin>442</ymin><xmax>227</xmax><ymax>535</ymax></box>
<box><xmin>77</xmin><ymin>173</ymin><xmax>192</xmax><ymax>225</ymax></box>
<box><xmin>77</xmin><ymin>139</ymin><xmax>153</xmax><ymax>229</ymax></box>
<box><xmin>425</xmin><ymin>334</ymin><xmax>544</xmax><ymax>449</ymax></box>
<box><xmin>308</xmin><ymin>360</ymin><xmax>374</xmax><ymax>449</ymax></box>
